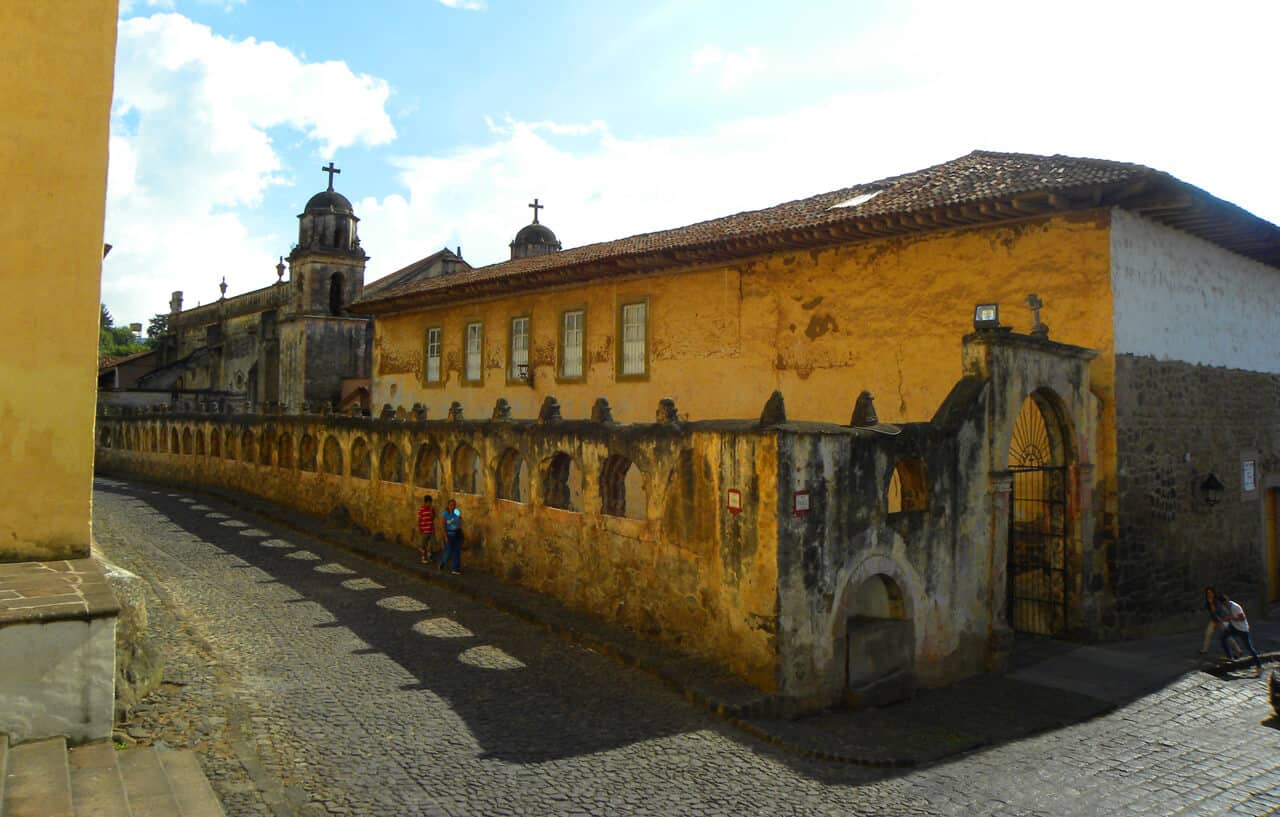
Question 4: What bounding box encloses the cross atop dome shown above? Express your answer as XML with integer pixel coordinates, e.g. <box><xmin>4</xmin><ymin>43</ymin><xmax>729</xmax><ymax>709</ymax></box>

<box><xmin>321</xmin><ymin>162</ymin><xmax>341</xmax><ymax>192</ymax></box>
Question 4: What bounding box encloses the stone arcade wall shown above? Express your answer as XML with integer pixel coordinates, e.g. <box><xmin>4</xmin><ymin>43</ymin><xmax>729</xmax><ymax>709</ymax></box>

<box><xmin>1113</xmin><ymin>355</ymin><xmax>1280</xmax><ymax>631</ymax></box>
<box><xmin>94</xmin><ymin>402</ymin><xmax>783</xmax><ymax>690</ymax></box>
<box><xmin>96</xmin><ymin>332</ymin><xmax>1103</xmax><ymax>706</ymax></box>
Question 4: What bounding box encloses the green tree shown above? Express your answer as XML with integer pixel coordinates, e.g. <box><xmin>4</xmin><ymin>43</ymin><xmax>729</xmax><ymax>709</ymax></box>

<box><xmin>146</xmin><ymin>313</ymin><xmax>169</xmax><ymax>348</ymax></box>
<box><xmin>100</xmin><ymin>303</ymin><xmax>113</xmax><ymax>329</ymax></box>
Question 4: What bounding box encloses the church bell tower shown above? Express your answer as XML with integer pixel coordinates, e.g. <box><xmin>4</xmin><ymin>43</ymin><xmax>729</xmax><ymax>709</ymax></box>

<box><xmin>287</xmin><ymin>162</ymin><xmax>368</xmax><ymax>316</ymax></box>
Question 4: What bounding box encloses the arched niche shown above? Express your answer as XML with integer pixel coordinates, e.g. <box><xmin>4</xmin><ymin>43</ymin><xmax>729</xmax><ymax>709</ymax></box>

<box><xmin>452</xmin><ymin>444</ymin><xmax>482</xmax><ymax>495</ymax></box>
<box><xmin>541</xmin><ymin>452</ymin><xmax>583</xmax><ymax>512</ymax></box>
<box><xmin>379</xmin><ymin>442</ymin><xmax>405</xmax><ymax>483</ymax></box>
<box><xmin>496</xmin><ymin>448</ymin><xmax>529</xmax><ymax>503</ymax></box>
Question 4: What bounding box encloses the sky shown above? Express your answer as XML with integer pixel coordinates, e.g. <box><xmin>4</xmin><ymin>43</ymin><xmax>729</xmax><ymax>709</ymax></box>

<box><xmin>102</xmin><ymin>0</ymin><xmax>1280</xmax><ymax>326</ymax></box>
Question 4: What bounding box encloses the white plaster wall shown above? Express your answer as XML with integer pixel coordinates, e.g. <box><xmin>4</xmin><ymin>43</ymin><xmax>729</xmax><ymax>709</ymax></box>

<box><xmin>0</xmin><ymin>617</ymin><xmax>116</xmax><ymax>744</ymax></box>
<box><xmin>1110</xmin><ymin>208</ymin><xmax>1280</xmax><ymax>374</ymax></box>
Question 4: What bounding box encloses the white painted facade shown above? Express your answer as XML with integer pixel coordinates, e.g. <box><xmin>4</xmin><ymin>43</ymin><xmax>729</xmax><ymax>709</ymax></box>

<box><xmin>1110</xmin><ymin>208</ymin><xmax>1280</xmax><ymax>375</ymax></box>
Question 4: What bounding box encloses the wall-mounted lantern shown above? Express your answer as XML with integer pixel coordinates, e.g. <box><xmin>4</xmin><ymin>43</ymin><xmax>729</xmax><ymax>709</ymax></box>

<box><xmin>973</xmin><ymin>303</ymin><xmax>1000</xmax><ymax>331</ymax></box>
<box><xmin>1199</xmin><ymin>472</ymin><xmax>1226</xmax><ymax>507</ymax></box>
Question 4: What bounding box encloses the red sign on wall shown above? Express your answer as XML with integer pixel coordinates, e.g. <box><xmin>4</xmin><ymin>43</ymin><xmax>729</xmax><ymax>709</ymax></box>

<box><xmin>726</xmin><ymin>488</ymin><xmax>742</xmax><ymax>515</ymax></box>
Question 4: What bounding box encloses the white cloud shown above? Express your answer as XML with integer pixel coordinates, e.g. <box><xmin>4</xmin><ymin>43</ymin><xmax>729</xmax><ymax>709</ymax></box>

<box><xmin>690</xmin><ymin>45</ymin><xmax>761</xmax><ymax>92</ymax></box>
<box><xmin>437</xmin><ymin>0</ymin><xmax>485</xmax><ymax>10</ymax></box>
<box><xmin>103</xmin><ymin>13</ymin><xmax>396</xmax><ymax>322</ymax></box>
<box><xmin>359</xmin><ymin>0</ymin><xmax>1280</xmax><ymax>287</ymax></box>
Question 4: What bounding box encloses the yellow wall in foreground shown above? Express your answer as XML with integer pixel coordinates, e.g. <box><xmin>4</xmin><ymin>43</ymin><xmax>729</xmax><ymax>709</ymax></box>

<box><xmin>0</xmin><ymin>3</ymin><xmax>119</xmax><ymax>560</ymax></box>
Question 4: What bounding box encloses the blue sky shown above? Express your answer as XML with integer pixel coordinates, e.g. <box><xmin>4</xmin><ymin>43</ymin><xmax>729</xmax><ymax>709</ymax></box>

<box><xmin>103</xmin><ymin>0</ymin><xmax>1280</xmax><ymax>325</ymax></box>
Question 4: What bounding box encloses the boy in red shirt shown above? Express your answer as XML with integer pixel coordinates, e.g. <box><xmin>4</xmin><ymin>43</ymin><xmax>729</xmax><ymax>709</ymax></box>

<box><xmin>416</xmin><ymin>495</ymin><xmax>436</xmax><ymax>564</ymax></box>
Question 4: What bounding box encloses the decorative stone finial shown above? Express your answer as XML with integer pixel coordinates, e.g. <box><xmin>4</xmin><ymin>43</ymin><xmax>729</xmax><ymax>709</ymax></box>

<box><xmin>759</xmin><ymin>390</ymin><xmax>787</xmax><ymax>426</ymax></box>
<box><xmin>591</xmin><ymin>397</ymin><xmax>614</xmax><ymax>424</ymax></box>
<box><xmin>379</xmin><ymin>403</ymin><xmax>395</xmax><ymax>421</ymax></box>
<box><xmin>851</xmin><ymin>391</ymin><xmax>879</xmax><ymax>427</ymax></box>
<box><xmin>1026</xmin><ymin>293</ymin><xmax>1049</xmax><ymax>339</ymax></box>
<box><xmin>347</xmin><ymin>403</ymin><xmax>363</xmax><ymax>418</ymax></box>
<box><xmin>276</xmin><ymin>257</ymin><xmax>286</xmax><ymax>283</ymax></box>
<box><xmin>394</xmin><ymin>406</ymin><xmax>407</xmax><ymax>421</ymax></box>
<box><xmin>448</xmin><ymin>401</ymin><xmax>464</xmax><ymax>422</ymax></box>
<box><xmin>657</xmin><ymin>398</ymin><xmax>679</xmax><ymax>425</ymax></box>
<box><xmin>219</xmin><ymin>276</ymin><xmax>228</xmax><ymax>299</ymax></box>
<box><xmin>491</xmin><ymin>398</ymin><xmax>511</xmax><ymax>421</ymax></box>
<box><xmin>411</xmin><ymin>403</ymin><xmax>428</xmax><ymax>421</ymax></box>
<box><xmin>538</xmin><ymin>396</ymin><xmax>562</xmax><ymax>423</ymax></box>
<box><xmin>320</xmin><ymin>402</ymin><xmax>333</xmax><ymax>416</ymax></box>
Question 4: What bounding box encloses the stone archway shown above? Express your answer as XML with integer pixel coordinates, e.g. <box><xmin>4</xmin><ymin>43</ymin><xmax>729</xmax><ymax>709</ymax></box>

<box><xmin>828</xmin><ymin>553</ymin><xmax>923</xmax><ymax>708</ymax></box>
<box><xmin>844</xmin><ymin>572</ymin><xmax>914</xmax><ymax>708</ymax></box>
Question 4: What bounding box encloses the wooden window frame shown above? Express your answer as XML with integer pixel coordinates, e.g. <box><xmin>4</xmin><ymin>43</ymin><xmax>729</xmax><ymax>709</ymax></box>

<box><xmin>506</xmin><ymin>314</ymin><xmax>532</xmax><ymax>386</ymax></box>
<box><xmin>462</xmin><ymin>321</ymin><xmax>484</xmax><ymax>386</ymax></box>
<box><xmin>556</xmin><ymin>306</ymin><xmax>587</xmax><ymax>384</ymax></box>
<box><xmin>423</xmin><ymin>325</ymin><xmax>443</xmax><ymax>388</ymax></box>
<box><xmin>616</xmin><ymin>297</ymin><xmax>650</xmax><ymax>382</ymax></box>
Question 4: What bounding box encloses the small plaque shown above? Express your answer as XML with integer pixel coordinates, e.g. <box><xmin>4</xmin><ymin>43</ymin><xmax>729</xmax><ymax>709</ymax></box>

<box><xmin>793</xmin><ymin>490</ymin><xmax>810</xmax><ymax>517</ymax></box>
<box><xmin>1242</xmin><ymin>460</ymin><xmax>1257</xmax><ymax>493</ymax></box>
<box><xmin>726</xmin><ymin>489</ymin><xmax>742</xmax><ymax>515</ymax></box>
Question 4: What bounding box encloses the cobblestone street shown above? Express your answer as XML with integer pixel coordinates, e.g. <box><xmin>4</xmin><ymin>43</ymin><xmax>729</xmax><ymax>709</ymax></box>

<box><xmin>92</xmin><ymin>478</ymin><xmax>1280</xmax><ymax>817</ymax></box>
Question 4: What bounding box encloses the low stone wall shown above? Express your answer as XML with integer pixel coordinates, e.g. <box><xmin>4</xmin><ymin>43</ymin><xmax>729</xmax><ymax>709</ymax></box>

<box><xmin>1113</xmin><ymin>354</ymin><xmax>1280</xmax><ymax>632</ymax></box>
<box><xmin>95</xmin><ymin>406</ymin><xmax>782</xmax><ymax>690</ymax></box>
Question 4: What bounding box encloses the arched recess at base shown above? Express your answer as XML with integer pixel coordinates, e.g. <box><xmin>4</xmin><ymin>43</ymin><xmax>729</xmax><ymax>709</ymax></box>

<box><xmin>830</xmin><ymin>553</ymin><xmax>921</xmax><ymax>709</ymax></box>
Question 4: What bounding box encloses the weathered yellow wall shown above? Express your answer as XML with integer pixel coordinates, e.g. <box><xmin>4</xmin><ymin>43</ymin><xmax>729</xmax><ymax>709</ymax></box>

<box><xmin>0</xmin><ymin>2</ymin><xmax>119</xmax><ymax>560</ymax></box>
<box><xmin>374</xmin><ymin>213</ymin><xmax>1119</xmax><ymax>537</ymax></box>
<box><xmin>97</xmin><ymin>416</ymin><xmax>781</xmax><ymax>688</ymax></box>
<box><xmin>375</xmin><ymin>213</ymin><xmax>1116</xmax><ymax>424</ymax></box>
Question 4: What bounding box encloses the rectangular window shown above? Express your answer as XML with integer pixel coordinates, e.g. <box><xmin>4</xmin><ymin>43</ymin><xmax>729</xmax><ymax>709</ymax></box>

<box><xmin>425</xmin><ymin>327</ymin><xmax>441</xmax><ymax>383</ymax></box>
<box><xmin>561</xmin><ymin>310</ymin><xmax>584</xmax><ymax>379</ymax></box>
<box><xmin>620</xmin><ymin>301</ymin><xmax>647</xmax><ymax>377</ymax></box>
<box><xmin>509</xmin><ymin>316</ymin><xmax>530</xmax><ymax>381</ymax></box>
<box><xmin>465</xmin><ymin>322</ymin><xmax>483</xmax><ymax>383</ymax></box>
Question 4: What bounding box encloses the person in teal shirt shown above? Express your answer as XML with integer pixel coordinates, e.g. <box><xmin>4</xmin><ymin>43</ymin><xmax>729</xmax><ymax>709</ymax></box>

<box><xmin>440</xmin><ymin>499</ymin><xmax>463</xmax><ymax>574</ymax></box>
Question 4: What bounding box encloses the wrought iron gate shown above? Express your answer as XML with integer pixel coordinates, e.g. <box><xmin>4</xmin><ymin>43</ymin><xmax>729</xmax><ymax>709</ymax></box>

<box><xmin>1008</xmin><ymin>465</ymin><xmax>1068</xmax><ymax>634</ymax></box>
<box><xmin>1006</xmin><ymin>396</ymin><xmax>1069</xmax><ymax>635</ymax></box>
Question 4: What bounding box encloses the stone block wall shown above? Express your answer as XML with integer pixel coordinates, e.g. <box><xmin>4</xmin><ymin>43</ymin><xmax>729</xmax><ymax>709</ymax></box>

<box><xmin>1112</xmin><ymin>354</ymin><xmax>1280</xmax><ymax>632</ymax></box>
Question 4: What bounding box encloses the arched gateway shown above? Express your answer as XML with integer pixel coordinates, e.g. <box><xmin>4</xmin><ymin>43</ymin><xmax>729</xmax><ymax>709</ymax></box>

<box><xmin>1007</xmin><ymin>390</ymin><xmax>1074</xmax><ymax>635</ymax></box>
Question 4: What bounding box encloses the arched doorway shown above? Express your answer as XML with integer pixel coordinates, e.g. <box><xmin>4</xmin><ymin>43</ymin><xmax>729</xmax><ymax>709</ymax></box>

<box><xmin>1007</xmin><ymin>390</ymin><xmax>1073</xmax><ymax>635</ymax></box>
<box><xmin>845</xmin><ymin>573</ymin><xmax>913</xmax><ymax>707</ymax></box>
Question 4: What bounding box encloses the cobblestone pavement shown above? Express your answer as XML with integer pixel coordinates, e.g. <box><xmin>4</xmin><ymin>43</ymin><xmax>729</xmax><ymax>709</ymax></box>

<box><xmin>92</xmin><ymin>478</ymin><xmax>1280</xmax><ymax>817</ymax></box>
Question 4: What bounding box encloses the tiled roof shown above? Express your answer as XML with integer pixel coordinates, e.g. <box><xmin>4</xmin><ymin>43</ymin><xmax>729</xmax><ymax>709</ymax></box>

<box><xmin>99</xmin><ymin>349</ymin><xmax>156</xmax><ymax>370</ymax></box>
<box><xmin>355</xmin><ymin>150</ymin><xmax>1279</xmax><ymax>312</ymax></box>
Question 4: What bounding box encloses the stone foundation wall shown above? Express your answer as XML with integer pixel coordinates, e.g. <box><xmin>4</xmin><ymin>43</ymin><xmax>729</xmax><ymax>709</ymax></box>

<box><xmin>1113</xmin><ymin>354</ymin><xmax>1280</xmax><ymax>632</ymax></box>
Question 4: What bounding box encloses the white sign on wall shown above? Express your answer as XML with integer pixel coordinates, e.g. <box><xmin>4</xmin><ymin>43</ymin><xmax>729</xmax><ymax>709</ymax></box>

<box><xmin>1242</xmin><ymin>460</ymin><xmax>1257</xmax><ymax>493</ymax></box>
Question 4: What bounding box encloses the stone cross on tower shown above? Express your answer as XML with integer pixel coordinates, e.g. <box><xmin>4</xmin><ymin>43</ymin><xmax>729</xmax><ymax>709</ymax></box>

<box><xmin>1026</xmin><ymin>293</ymin><xmax>1049</xmax><ymax>337</ymax></box>
<box><xmin>321</xmin><ymin>162</ymin><xmax>340</xmax><ymax>192</ymax></box>
<box><xmin>528</xmin><ymin>198</ymin><xmax>543</xmax><ymax>224</ymax></box>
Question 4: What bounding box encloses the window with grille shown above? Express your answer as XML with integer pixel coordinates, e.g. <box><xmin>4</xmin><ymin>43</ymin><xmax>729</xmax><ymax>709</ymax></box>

<box><xmin>620</xmin><ymin>301</ymin><xmax>646</xmax><ymax>377</ymax></box>
<box><xmin>561</xmin><ymin>310</ymin><xmax>584</xmax><ymax>378</ymax></box>
<box><xmin>465</xmin><ymin>322</ymin><xmax>482</xmax><ymax>382</ymax></box>
<box><xmin>510</xmin><ymin>317</ymin><xmax>529</xmax><ymax>380</ymax></box>
<box><xmin>425</xmin><ymin>327</ymin><xmax>441</xmax><ymax>383</ymax></box>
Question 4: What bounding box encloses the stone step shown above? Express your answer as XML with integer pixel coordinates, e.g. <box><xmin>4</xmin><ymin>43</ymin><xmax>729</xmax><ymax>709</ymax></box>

<box><xmin>4</xmin><ymin>737</ymin><xmax>74</xmax><ymax>817</ymax></box>
<box><xmin>117</xmin><ymin>749</ymin><xmax>179</xmax><ymax>817</ymax></box>
<box><xmin>159</xmin><ymin>751</ymin><xmax>225</xmax><ymax>817</ymax></box>
<box><xmin>68</xmin><ymin>740</ymin><xmax>133</xmax><ymax>817</ymax></box>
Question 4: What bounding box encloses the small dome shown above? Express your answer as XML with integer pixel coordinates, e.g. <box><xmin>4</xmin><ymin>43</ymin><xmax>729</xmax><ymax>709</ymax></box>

<box><xmin>305</xmin><ymin>189</ymin><xmax>353</xmax><ymax>214</ymax></box>
<box><xmin>513</xmin><ymin>222</ymin><xmax>558</xmax><ymax>246</ymax></box>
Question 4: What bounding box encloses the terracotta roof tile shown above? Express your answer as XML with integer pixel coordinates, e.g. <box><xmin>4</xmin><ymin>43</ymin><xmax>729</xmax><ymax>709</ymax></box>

<box><xmin>356</xmin><ymin>150</ymin><xmax>1274</xmax><ymax>310</ymax></box>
